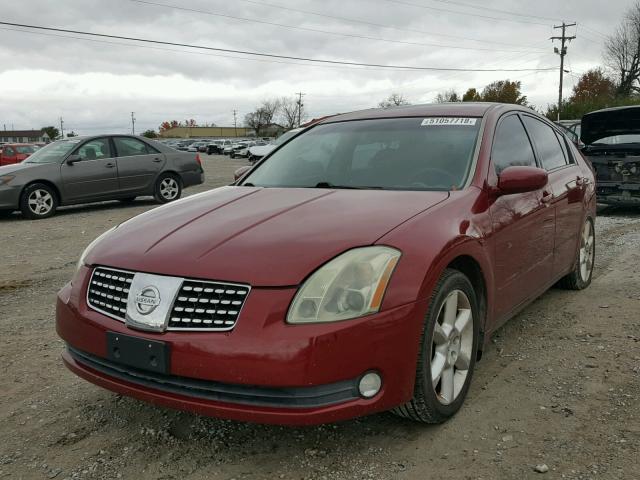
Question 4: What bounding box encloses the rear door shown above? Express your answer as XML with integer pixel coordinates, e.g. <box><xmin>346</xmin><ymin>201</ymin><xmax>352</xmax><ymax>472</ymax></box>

<box><xmin>521</xmin><ymin>115</ymin><xmax>585</xmax><ymax>279</ymax></box>
<box><xmin>113</xmin><ymin>136</ymin><xmax>166</xmax><ymax>194</ymax></box>
<box><xmin>60</xmin><ymin>137</ymin><xmax>119</xmax><ymax>201</ymax></box>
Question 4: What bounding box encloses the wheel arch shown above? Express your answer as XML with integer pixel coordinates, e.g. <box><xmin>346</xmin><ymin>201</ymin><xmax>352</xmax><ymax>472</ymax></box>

<box><xmin>21</xmin><ymin>179</ymin><xmax>62</xmax><ymax>205</ymax></box>
<box><xmin>446</xmin><ymin>254</ymin><xmax>488</xmax><ymax>359</ymax></box>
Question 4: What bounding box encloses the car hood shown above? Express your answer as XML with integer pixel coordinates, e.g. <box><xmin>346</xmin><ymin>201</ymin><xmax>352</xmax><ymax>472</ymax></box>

<box><xmin>87</xmin><ymin>186</ymin><xmax>448</xmax><ymax>287</ymax></box>
<box><xmin>582</xmin><ymin>106</ymin><xmax>640</xmax><ymax>145</ymax></box>
<box><xmin>0</xmin><ymin>162</ymin><xmax>48</xmax><ymax>176</ymax></box>
<box><xmin>249</xmin><ymin>144</ymin><xmax>276</xmax><ymax>156</ymax></box>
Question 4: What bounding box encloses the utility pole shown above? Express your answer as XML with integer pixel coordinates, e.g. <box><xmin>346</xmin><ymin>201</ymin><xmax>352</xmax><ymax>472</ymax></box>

<box><xmin>131</xmin><ymin>112</ymin><xmax>136</xmax><ymax>135</ymax></box>
<box><xmin>551</xmin><ymin>22</ymin><xmax>576</xmax><ymax>122</ymax></box>
<box><xmin>59</xmin><ymin>117</ymin><xmax>64</xmax><ymax>139</ymax></box>
<box><xmin>296</xmin><ymin>92</ymin><xmax>305</xmax><ymax>127</ymax></box>
<box><xmin>233</xmin><ymin>109</ymin><xmax>238</xmax><ymax>137</ymax></box>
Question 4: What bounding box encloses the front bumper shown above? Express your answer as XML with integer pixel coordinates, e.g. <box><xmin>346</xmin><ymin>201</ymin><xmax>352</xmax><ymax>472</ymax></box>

<box><xmin>0</xmin><ymin>184</ymin><xmax>20</xmax><ymax>210</ymax></box>
<box><xmin>56</xmin><ymin>267</ymin><xmax>426</xmax><ymax>425</ymax></box>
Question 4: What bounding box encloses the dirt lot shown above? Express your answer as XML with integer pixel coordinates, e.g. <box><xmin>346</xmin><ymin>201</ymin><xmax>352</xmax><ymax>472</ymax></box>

<box><xmin>1</xmin><ymin>155</ymin><xmax>639</xmax><ymax>480</ymax></box>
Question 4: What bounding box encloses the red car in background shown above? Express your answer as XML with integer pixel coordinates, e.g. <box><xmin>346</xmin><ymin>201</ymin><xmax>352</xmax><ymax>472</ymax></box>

<box><xmin>56</xmin><ymin>103</ymin><xmax>596</xmax><ymax>425</ymax></box>
<box><xmin>0</xmin><ymin>143</ymin><xmax>38</xmax><ymax>165</ymax></box>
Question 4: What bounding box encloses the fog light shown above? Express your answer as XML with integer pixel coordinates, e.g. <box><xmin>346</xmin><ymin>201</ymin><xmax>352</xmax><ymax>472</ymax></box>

<box><xmin>358</xmin><ymin>372</ymin><xmax>382</xmax><ymax>398</ymax></box>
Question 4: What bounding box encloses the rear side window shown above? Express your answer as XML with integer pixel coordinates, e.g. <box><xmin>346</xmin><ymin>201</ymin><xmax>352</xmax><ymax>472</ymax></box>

<box><xmin>3</xmin><ymin>147</ymin><xmax>15</xmax><ymax>156</ymax></box>
<box><xmin>555</xmin><ymin>131</ymin><xmax>575</xmax><ymax>164</ymax></box>
<box><xmin>114</xmin><ymin>137</ymin><xmax>158</xmax><ymax>156</ymax></box>
<box><xmin>492</xmin><ymin>115</ymin><xmax>536</xmax><ymax>174</ymax></box>
<box><xmin>522</xmin><ymin>116</ymin><xmax>568</xmax><ymax>171</ymax></box>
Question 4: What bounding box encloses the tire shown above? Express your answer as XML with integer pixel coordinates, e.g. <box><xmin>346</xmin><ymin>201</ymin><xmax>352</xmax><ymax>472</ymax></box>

<box><xmin>393</xmin><ymin>269</ymin><xmax>480</xmax><ymax>423</ymax></box>
<box><xmin>230</xmin><ymin>152</ymin><xmax>236</xmax><ymax>159</ymax></box>
<box><xmin>557</xmin><ymin>218</ymin><xmax>595</xmax><ymax>290</ymax></box>
<box><xmin>118</xmin><ymin>197</ymin><xmax>137</xmax><ymax>203</ymax></box>
<box><xmin>154</xmin><ymin>173</ymin><xmax>182</xmax><ymax>204</ymax></box>
<box><xmin>20</xmin><ymin>183</ymin><xmax>58</xmax><ymax>220</ymax></box>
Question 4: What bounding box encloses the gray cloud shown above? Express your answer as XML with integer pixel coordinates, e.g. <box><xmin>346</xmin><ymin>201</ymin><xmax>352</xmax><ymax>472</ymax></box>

<box><xmin>0</xmin><ymin>0</ymin><xmax>630</xmax><ymax>133</ymax></box>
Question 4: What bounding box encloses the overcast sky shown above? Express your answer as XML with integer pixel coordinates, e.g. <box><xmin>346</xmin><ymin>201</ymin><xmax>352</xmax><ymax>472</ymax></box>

<box><xmin>0</xmin><ymin>0</ymin><xmax>630</xmax><ymax>135</ymax></box>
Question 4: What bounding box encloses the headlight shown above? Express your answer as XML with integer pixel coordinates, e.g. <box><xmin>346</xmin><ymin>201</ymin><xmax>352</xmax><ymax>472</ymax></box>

<box><xmin>76</xmin><ymin>226</ymin><xmax>117</xmax><ymax>271</ymax></box>
<box><xmin>287</xmin><ymin>246</ymin><xmax>401</xmax><ymax>324</ymax></box>
<box><xmin>0</xmin><ymin>175</ymin><xmax>15</xmax><ymax>185</ymax></box>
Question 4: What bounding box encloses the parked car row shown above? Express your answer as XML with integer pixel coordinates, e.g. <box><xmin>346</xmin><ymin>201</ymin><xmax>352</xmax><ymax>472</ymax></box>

<box><xmin>0</xmin><ymin>135</ymin><xmax>204</xmax><ymax>219</ymax></box>
<box><xmin>0</xmin><ymin>143</ymin><xmax>40</xmax><ymax>165</ymax></box>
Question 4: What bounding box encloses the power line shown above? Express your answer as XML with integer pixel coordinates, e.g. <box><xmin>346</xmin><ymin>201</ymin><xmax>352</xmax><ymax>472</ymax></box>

<box><xmin>130</xmin><ymin>0</ymin><xmax>543</xmax><ymax>53</ymax></box>
<box><xmin>380</xmin><ymin>0</ymin><xmax>551</xmax><ymax>26</ymax></box>
<box><xmin>224</xmin><ymin>0</ymin><xmax>547</xmax><ymax>48</ymax></box>
<box><xmin>0</xmin><ymin>22</ymin><xmax>557</xmax><ymax>73</ymax></box>
<box><xmin>430</xmin><ymin>0</ymin><xmax>560</xmax><ymax>22</ymax></box>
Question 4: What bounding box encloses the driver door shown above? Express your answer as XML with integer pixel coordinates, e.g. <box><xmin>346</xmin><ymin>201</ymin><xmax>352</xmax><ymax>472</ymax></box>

<box><xmin>60</xmin><ymin>137</ymin><xmax>119</xmax><ymax>202</ymax></box>
<box><xmin>488</xmin><ymin>114</ymin><xmax>555</xmax><ymax>325</ymax></box>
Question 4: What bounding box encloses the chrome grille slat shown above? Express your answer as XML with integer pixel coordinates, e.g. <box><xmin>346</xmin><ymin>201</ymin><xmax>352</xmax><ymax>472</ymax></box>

<box><xmin>87</xmin><ymin>267</ymin><xmax>135</xmax><ymax>321</ymax></box>
<box><xmin>168</xmin><ymin>279</ymin><xmax>249</xmax><ymax>331</ymax></box>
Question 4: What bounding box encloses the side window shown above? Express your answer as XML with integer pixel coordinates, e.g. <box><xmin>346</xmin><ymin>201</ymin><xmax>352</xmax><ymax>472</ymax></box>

<box><xmin>75</xmin><ymin>138</ymin><xmax>112</xmax><ymax>161</ymax></box>
<box><xmin>114</xmin><ymin>137</ymin><xmax>154</xmax><ymax>157</ymax></box>
<box><xmin>491</xmin><ymin>115</ymin><xmax>536</xmax><ymax>174</ymax></box>
<box><xmin>555</xmin><ymin>131</ymin><xmax>575</xmax><ymax>164</ymax></box>
<box><xmin>4</xmin><ymin>147</ymin><xmax>15</xmax><ymax>156</ymax></box>
<box><xmin>522</xmin><ymin>116</ymin><xmax>568</xmax><ymax>171</ymax></box>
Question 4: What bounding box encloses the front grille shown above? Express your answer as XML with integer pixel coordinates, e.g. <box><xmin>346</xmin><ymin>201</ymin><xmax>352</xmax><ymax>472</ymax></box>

<box><xmin>86</xmin><ymin>266</ymin><xmax>250</xmax><ymax>331</ymax></box>
<box><xmin>168</xmin><ymin>279</ymin><xmax>249</xmax><ymax>331</ymax></box>
<box><xmin>87</xmin><ymin>267</ymin><xmax>134</xmax><ymax>321</ymax></box>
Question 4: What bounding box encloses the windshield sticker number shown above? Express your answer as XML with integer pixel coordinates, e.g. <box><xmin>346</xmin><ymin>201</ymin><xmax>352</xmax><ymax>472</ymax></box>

<box><xmin>421</xmin><ymin>118</ymin><xmax>477</xmax><ymax>126</ymax></box>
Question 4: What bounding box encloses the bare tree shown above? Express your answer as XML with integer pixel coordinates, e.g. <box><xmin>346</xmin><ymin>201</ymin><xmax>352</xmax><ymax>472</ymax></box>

<box><xmin>378</xmin><ymin>93</ymin><xmax>410</xmax><ymax>108</ymax></box>
<box><xmin>605</xmin><ymin>1</ymin><xmax>640</xmax><ymax>96</ymax></box>
<box><xmin>434</xmin><ymin>89</ymin><xmax>460</xmax><ymax>103</ymax></box>
<box><xmin>280</xmin><ymin>97</ymin><xmax>300</xmax><ymax>128</ymax></box>
<box><xmin>244</xmin><ymin>98</ymin><xmax>282</xmax><ymax>136</ymax></box>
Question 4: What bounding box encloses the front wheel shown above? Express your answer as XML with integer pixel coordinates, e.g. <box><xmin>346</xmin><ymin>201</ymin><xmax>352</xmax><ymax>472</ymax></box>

<box><xmin>393</xmin><ymin>269</ymin><xmax>480</xmax><ymax>423</ymax></box>
<box><xmin>20</xmin><ymin>183</ymin><xmax>58</xmax><ymax>220</ymax></box>
<box><xmin>154</xmin><ymin>174</ymin><xmax>182</xmax><ymax>204</ymax></box>
<box><xmin>558</xmin><ymin>218</ymin><xmax>595</xmax><ymax>290</ymax></box>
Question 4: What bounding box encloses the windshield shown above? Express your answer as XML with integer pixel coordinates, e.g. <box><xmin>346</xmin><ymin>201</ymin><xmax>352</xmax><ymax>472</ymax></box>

<box><xmin>272</xmin><ymin>129</ymin><xmax>300</xmax><ymax>146</ymax></box>
<box><xmin>24</xmin><ymin>139</ymin><xmax>82</xmax><ymax>164</ymax></box>
<box><xmin>15</xmin><ymin>145</ymin><xmax>37</xmax><ymax>154</ymax></box>
<box><xmin>242</xmin><ymin>117</ymin><xmax>481</xmax><ymax>191</ymax></box>
<box><xmin>593</xmin><ymin>134</ymin><xmax>640</xmax><ymax>145</ymax></box>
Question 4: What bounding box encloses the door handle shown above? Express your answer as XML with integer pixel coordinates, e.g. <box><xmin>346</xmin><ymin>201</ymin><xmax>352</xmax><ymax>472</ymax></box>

<box><xmin>153</xmin><ymin>157</ymin><xmax>162</xmax><ymax>163</ymax></box>
<box><xmin>105</xmin><ymin>162</ymin><xmax>115</xmax><ymax>168</ymax></box>
<box><xmin>541</xmin><ymin>190</ymin><xmax>553</xmax><ymax>204</ymax></box>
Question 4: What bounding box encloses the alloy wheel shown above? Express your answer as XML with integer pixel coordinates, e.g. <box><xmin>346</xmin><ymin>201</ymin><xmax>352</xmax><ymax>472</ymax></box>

<box><xmin>28</xmin><ymin>189</ymin><xmax>54</xmax><ymax>216</ymax></box>
<box><xmin>579</xmin><ymin>220</ymin><xmax>595</xmax><ymax>282</ymax></box>
<box><xmin>159</xmin><ymin>177</ymin><xmax>179</xmax><ymax>200</ymax></box>
<box><xmin>431</xmin><ymin>289</ymin><xmax>474</xmax><ymax>405</ymax></box>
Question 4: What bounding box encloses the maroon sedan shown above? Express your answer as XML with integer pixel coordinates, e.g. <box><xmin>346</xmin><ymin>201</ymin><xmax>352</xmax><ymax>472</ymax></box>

<box><xmin>56</xmin><ymin>103</ymin><xmax>596</xmax><ymax>425</ymax></box>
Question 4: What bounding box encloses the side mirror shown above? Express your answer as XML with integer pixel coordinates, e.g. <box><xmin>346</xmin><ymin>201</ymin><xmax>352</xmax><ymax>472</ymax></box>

<box><xmin>66</xmin><ymin>154</ymin><xmax>81</xmax><ymax>165</ymax></box>
<box><xmin>233</xmin><ymin>165</ymin><xmax>252</xmax><ymax>182</ymax></box>
<box><xmin>497</xmin><ymin>166</ymin><xmax>548</xmax><ymax>195</ymax></box>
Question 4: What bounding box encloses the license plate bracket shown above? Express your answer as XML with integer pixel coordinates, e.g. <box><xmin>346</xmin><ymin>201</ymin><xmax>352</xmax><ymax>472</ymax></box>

<box><xmin>106</xmin><ymin>332</ymin><xmax>170</xmax><ymax>374</ymax></box>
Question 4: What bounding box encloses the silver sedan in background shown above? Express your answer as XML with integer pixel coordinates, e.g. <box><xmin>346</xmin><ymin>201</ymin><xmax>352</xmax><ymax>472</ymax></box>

<box><xmin>0</xmin><ymin>135</ymin><xmax>204</xmax><ymax>219</ymax></box>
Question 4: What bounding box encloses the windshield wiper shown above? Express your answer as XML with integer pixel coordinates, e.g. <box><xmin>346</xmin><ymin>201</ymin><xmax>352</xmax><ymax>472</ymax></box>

<box><xmin>313</xmin><ymin>182</ymin><xmax>383</xmax><ymax>190</ymax></box>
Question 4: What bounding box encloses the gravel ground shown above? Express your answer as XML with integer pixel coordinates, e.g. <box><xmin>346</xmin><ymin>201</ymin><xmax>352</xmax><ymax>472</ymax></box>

<box><xmin>1</xmin><ymin>156</ymin><xmax>639</xmax><ymax>480</ymax></box>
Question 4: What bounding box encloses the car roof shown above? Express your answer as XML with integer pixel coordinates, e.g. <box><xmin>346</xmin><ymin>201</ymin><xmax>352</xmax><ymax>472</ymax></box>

<box><xmin>318</xmin><ymin>102</ymin><xmax>516</xmax><ymax>124</ymax></box>
<box><xmin>583</xmin><ymin>105</ymin><xmax>640</xmax><ymax>116</ymax></box>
